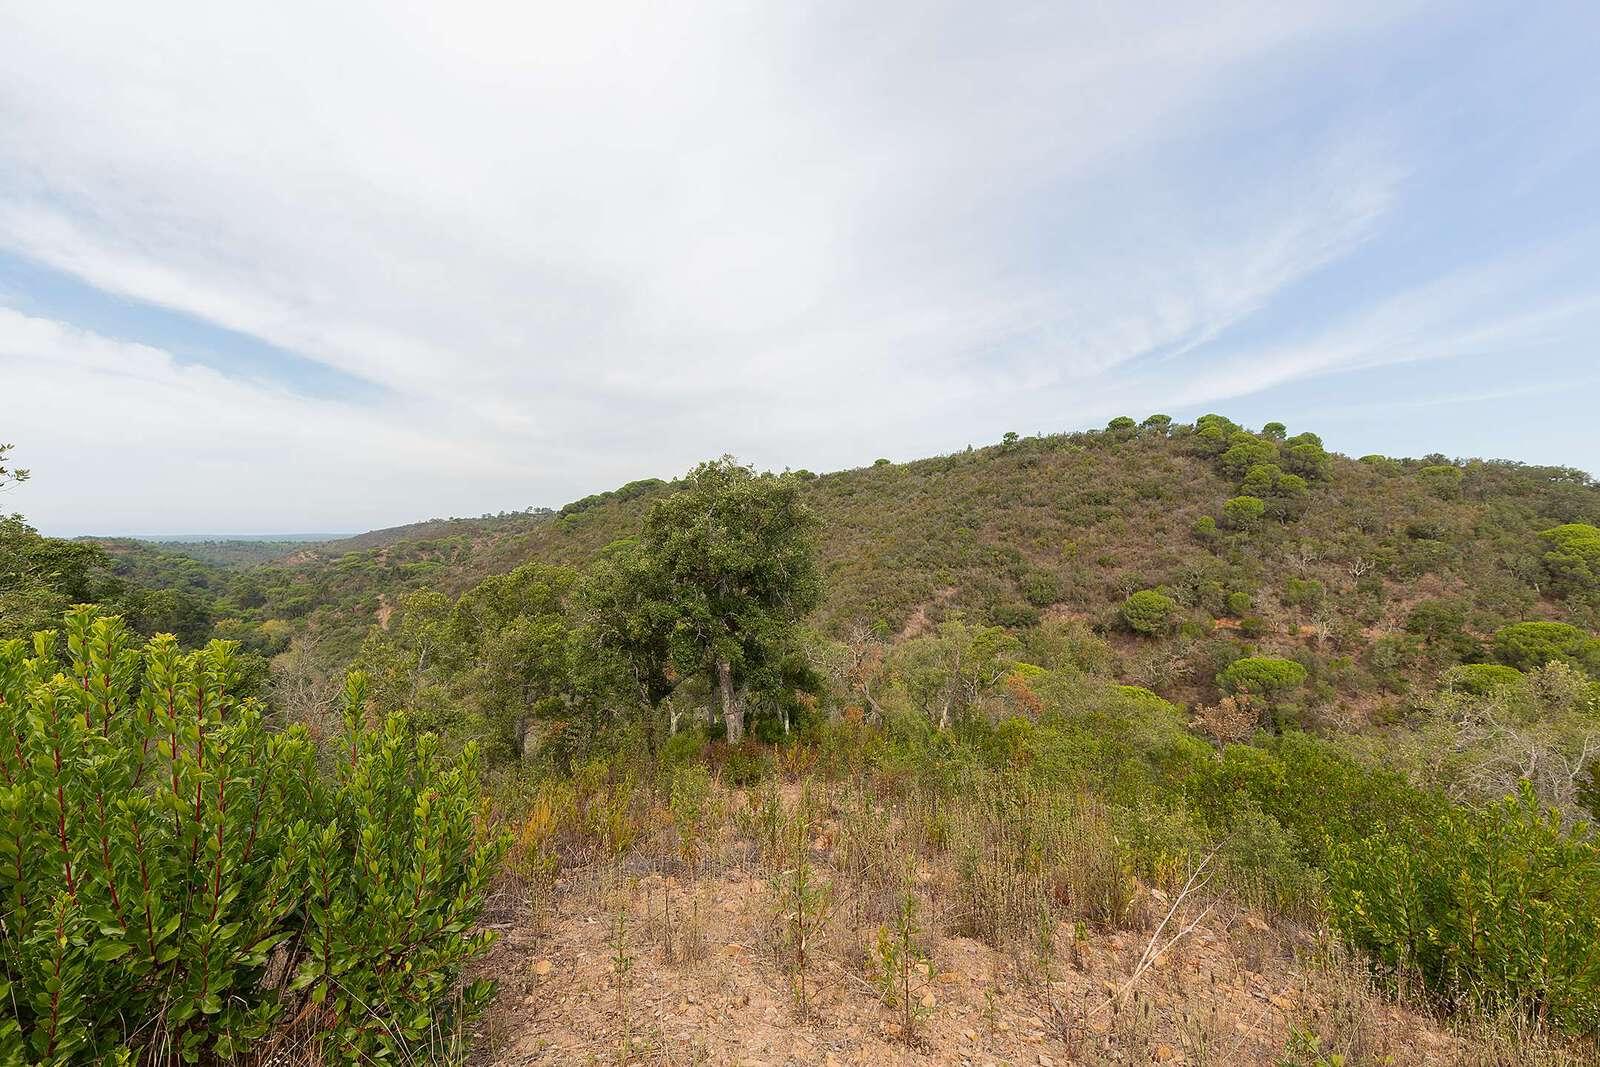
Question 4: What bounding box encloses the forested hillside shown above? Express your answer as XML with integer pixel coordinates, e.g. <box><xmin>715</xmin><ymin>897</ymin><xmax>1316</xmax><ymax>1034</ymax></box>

<box><xmin>6</xmin><ymin>421</ymin><xmax>1600</xmax><ymax>1064</ymax></box>
<box><xmin>114</xmin><ymin>414</ymin><xmax>1597</xmax><ymax>707</ymax></box>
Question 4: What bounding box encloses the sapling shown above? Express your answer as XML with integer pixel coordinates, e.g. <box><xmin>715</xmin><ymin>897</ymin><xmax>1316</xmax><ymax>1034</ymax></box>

<box><xmin>771</xmin><ymin>782</ymin><xmax>831</xmax><ymax>1018</ymax></box>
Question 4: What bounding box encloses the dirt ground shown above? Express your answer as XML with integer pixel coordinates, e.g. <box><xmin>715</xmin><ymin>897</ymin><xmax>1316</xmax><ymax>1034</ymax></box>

<box><xmin>471</xmin><ymin>862</ymin><xmax>1464</xmax><ymax>1066</ymax></box>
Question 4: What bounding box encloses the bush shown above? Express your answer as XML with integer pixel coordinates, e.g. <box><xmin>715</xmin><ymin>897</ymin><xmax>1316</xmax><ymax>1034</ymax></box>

<box><xmin>990</xmin><ymin>602</ymin><xmax>1042</xmax><ymax>628</ymax></box>
<box><xmin>1217</xmin><ymin>656</ymin><xmax>1307</xmax><ymax>696</ymax></box>
<box><xmin>1019</xmin><ymin>570</ymin><xmax>1061</xmax><ymax>608</ymax></box>
<box><xmin>1222</xmin><ymin>495</ymin><xmax>1266</xmax><ymax>530</ymax></box>
<box><xmin>713</xmin><ymin>742</ymin><xmax>774</xmax><ymax>786</ymax></box>
<box><xmin>1329</xmin><ymin>786</ymin><xmax>1600</xmax><ymax>1032</ymax></box>
<box><xmin>1241</xmin><ymin>462</ymin><xmax>1282</xmax><ymax>495</ymax></box>
<box><xmin>1442</xmin><ymin>663</ymin><xmax>1523</xmax><ymax>695</ymax></box>
<box><xmin>1494</xmin><ymin>621</ymin><xmax>1600</xmax><ymax>675</ymax></box>
<box><xmin>1418</xmin><ymin>463</ymin><xmax>1464</xmax><ymax>499</ymax></box>
<box><xmin>1225</xmin><ymin>591</ymin><xmax>1253</xmax><ymax>617</ymax></box>
<box><xmin>1282</xmin><ymin>577</ymin><xmax>1324</xmax><ymax>610</ymax></box>
<box><xmin>0</xmin><ymin>608</ymin><xmax>505</xmax><ymax>1063</ymax></box>
<box><xmin>1219</xmin><ymin>434</ymin><xmax>1278</xmax><ymax>478</ymax></box>
<box><xmin>1121</xmin><ymin>589</ymin><xmax>1178</xmax><ymax>636</ymax></box>
<box><xmin>1238</xmin><ymin>615</ymin><xmax>1269</xmax><ymax>638</ymax></box>
<box><xmin>1541</xmin><ymin>523</ymin><xmax>1600</xmax><ymax>595</ymax></box>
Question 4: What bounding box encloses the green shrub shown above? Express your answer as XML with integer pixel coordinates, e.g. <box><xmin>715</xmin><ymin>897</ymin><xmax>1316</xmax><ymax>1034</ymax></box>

<box><xmin>1541</xmin><ymin>523</ymin><xmax>1600</xmax><ymax>595</ymax></box>
<box><xmin>1225</xmin><ymin>591</ymin><xmax>1253</xmax><ymax>617</ymax></box>
<box><xmin>1418</xmin><ymin>463</ymin><xmax>1464</xmax><ymax>499</ymax></box>
<box><xmin>1405</xmin><ymin>599</ymin><xmax>1479</xmax><ymax>661</ymax></box>
<box><xmin>1241</xmin><ymin>462</ymin><xmax>1282</xmax><ymax>495</ymax></box>
<box><xmin>1238</xmin><ymin>615</ymin><xmax>1269</xmax><ymax>638</ymax></box>
<box><xmin>1222</xmin><ymin>495</ymin><xmax>1266</xmax><ymax>530</ymax></box>
<box><xmin>991</xmin><ymin>602</ymin><xmax>1042</xmax><ymax>628</ymax></box>
<box><xmin>1442</xmin><ymin>663</ymin><xmax>1523</xmax><ymax>695</ymax></box>
<box><xmin>1019</xmin><ymin>570</ymin><xmax>1061</xmax><ymax>608</ymax></box>
<box><xmin>714</xmin><ymin>742</ymin><xmax>774</xmax><ymax>786</ymax></box>
<box><xmin>1494</xmin><ymin>621</ymin><xmax>1600</xmax><ymax>675</ymax></box>
<box><xmin>1283</xmin><ymin>434</ymin><xmax>1331</xmax><ymax>480</ymax></box>
<box><xmin>1215</xmin><ymin>804</ymin><xmax>1324</xmax><ymax>920</ymax></box>
<box><xmin>1219</xmin><ymin>434</ymin><xmax>1278</xmax><ymax>478</ymax></box>
<box><xmin>1329</xmin><ymin>786</ymin><xmax>1600</xmax><ymax>1032</ymax></box>
<box><xmin>1282</xmin><ymin>577</ymin><xmax>1324</xmax><ymax>609</ymax></box>
<box><xmin>1121</xmin><ymin>589</ymin><xmax>1178</xmax><ymax>636</ymax></box>
<box><xmin>1217</xmin><ymin>656</ymin><xmax>1307</xmax><ymax>696</ymax></box>
<box><xmin>0</xmin><ymin>608</ymin><xmax>505</xmax><ymax>1063</ymax></box>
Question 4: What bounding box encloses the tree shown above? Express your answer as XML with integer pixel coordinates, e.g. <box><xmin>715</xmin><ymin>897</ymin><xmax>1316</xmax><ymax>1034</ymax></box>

<box><xmin>1139</xmin><ymin>413</ymin><xmax>1173</xmax><ymax>436</ymax></box>
<box><xmin>1121</xmin><ymin>589</ymin><xmax>1177</xmax><ymax>635</ymax></box>
<box><xmin>891</xmin><ymin>618</ymin><xmax>1017</xmax><ymax>730</ymax></box>
<box><xmin>1494</xmin><ymin>622</ymin><xmax>1600</xmax><ymax>675</ymax></box>
<box><xmin>635</xmin><ymin>457</ymin><xmax>821</xmax><ymax>744</ymax></box>
<box><xmin>582</xmin><ymin>539</ymin><xmax>683</xmax><ymax>726</ymax></box>
<box><xmin>1261</xmin><ymin>421</ymin><xmax>1287</xmax><ymax>441</ymax></box>
<box><xmin>1219</xmin><ymin>433</ymin><xmax>1278</xmax><ymax>477</ymax></box>
<box><xmin>0</xmin><ymin>440</ymin><xmax>27</xmax><ymax>490</ymax></box>
<box><xmin>1222</xmin><ymin>495</ymin><xmax>1266</xmax><ymax>530</ymax></box>
<box><xmin>1283</xmin><ymin>433</ymin><xmax>1332</xmax><ymax>480</ymax></box>
<box><xmin>453</xmin><ymin>562</ymin><xmax>580</xmax><ymax>758</ymax></box>
<box><xmin>1442</xmin><ymin>663</ymin><xmax>1523</xmax><ymax>695</ymax></box>
<box><xmin>1241</xmin><ymin>462</ymin><xmax>1283</xmax><ymax>495</ymax></box>
<box><xmin>1105</xmin><ymin>416</ymin><xmax>1137</xmax><ymax>439</ymax></box>
<box><xmin>1217</xmin><ymin>656</ymin><xmax>1307</xmax><ymax>696</ymax></box>
<box><xmin>1541</xmin><ymin>523</ymin><xmax>1600</xmax><ymax>595</ymax></box>
<box><xmin>1419</xmin><ymin>464</ymin><xmax>1463</xmax><ymax>500</ymax></box>
<box><xmin>0</xmin><ymin>515</ymin><xmax>126</xmax><ymax>641</ymax></box>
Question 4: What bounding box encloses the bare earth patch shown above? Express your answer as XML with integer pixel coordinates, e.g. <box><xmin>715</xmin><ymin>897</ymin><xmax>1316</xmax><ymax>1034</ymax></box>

<box><xmin>474</xmin><ymin>864</ymin><xmax>1460</xmax><ymax>1066</ymax></box>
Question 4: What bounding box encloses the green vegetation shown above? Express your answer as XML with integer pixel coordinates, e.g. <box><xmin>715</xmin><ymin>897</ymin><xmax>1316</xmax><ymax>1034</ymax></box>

<box><xmin>5</xmin><ymin>414</ymin><xmax>1600</xmax><ymax>1059</ymax></box>
<box><xmin>1331</xmin><ymin>787</ymin><xmax>1599</xmax><ymax>1031</ymax></box>
<box><xmin>0</xmin><ymin>608</ymin><xmax>503</xmax><ymax>1063</ymax></box>
<box><xmin>1495</xmin><ymin>621</ymin><xmax>1600</xmax><ymax>674</ymax></box>
<box><xmin>1216</xmin><ymin>655</ymin><xmax>1308</xmax><ymax>696</ymax></box>
<box><xmin>1121</xmin><ymin>588</ymin><xmax>1178</xmax><ymax>635</ymax></box>
<box><xmin>1544</xmin><ymin>522</ymin><xmax>1600</xmax><ymax>595</ymax></box>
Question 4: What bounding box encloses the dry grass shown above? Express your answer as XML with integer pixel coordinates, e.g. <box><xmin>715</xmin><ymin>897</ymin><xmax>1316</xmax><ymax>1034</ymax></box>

<box><xmin>455</xmin><ymin>768</ymin><xmax>1600</xmax><ymax>1066</ymax></box>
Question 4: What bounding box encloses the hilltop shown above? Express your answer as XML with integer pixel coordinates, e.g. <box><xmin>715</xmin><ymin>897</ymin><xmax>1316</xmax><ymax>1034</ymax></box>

<box><xmin>127</xmin><ymin>415</ymin><xmax>1597</xmax><ymax>711</ymax></box>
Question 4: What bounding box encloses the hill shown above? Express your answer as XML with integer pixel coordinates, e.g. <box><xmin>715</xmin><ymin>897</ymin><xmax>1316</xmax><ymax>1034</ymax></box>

<box><xmin>233</xmin><ymin>415</ymin><xmax>1599</xmax><ymax>711</ymax></box>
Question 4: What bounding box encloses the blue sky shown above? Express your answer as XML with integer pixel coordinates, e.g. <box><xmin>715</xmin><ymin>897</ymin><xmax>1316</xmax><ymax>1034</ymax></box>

<box><xmin>1</xmin><ymin>1</ymin><xmax>1597</xmax><ymax>535</ymax></box>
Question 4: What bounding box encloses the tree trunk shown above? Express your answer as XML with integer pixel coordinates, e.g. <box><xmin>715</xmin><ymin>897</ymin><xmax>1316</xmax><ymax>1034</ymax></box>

<box><xmin>717</xmin><ymin>658</ymin><xmax>743</xmax><ymax>744</ymax></box>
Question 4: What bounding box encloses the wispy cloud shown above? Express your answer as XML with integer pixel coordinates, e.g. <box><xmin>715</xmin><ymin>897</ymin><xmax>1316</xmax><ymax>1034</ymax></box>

<box><xmin>0</xmin><ymin>1</ymin><xmax>1596</xmax><ymax>530</ymax></box>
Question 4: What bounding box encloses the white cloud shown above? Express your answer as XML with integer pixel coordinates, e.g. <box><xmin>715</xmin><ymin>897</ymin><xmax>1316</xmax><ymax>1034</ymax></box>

<box><xmin>12</xmin><ymin>0</ymin><xmax>1591</xmax><ymax>531</ymax></box>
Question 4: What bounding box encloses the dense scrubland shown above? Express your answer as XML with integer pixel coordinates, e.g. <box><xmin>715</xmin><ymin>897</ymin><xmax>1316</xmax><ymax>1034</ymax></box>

<box><xmin>2</xmin><ymin>418</ymin><xmax>1599</xmax><ymax>1064</ymax></box>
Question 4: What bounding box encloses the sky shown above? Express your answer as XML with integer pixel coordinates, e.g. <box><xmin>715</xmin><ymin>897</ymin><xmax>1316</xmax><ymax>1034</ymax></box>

<box><xmin>2</xmin><ymin>2</ymin><xmax>1598</xmax><ymax>536</ymax></box>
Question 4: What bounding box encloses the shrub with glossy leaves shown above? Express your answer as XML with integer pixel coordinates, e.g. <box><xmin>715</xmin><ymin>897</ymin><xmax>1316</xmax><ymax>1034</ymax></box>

<box><xmin>1329</xmin><ymin>786</ymin><xmax>1600</xmax><ymax>1032</ymax></box>
<box><xmin>0</xmin><ymin>608</ymin><xmax>506</xmax><ymax>1064</ymax></box>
